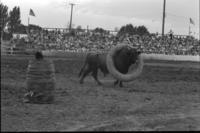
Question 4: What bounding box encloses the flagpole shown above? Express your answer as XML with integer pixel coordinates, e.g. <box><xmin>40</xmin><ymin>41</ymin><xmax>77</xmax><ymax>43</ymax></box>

<box><xmin>189</xmin><ymin>18</ymin><xmax>191</xmax><ymax>36</ymax></box>
<box><xmin>28</xmin><ymin>16</ymin><xmax>30</xmax><ymax>26</ymax></box>
<box><xmin>28</xmin><ymin>12</ymin><xmax>30</xmax><ymax>34</ymax></box>
<box><xmin>28</xmin><ymin>12</ymin><xmax>30</xmax><ymax>43</ymax></box>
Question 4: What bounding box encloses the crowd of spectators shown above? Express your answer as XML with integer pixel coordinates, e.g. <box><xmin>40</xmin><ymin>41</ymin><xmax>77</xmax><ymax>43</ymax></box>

<box><xmin>126</xmin><ymin>34</ymin><xmax>200</xmax><ymax>55</ymax></box>
<box><xmin>14</xmin><ymin>29</ymin><xmax>200</xmax><ymax>56</ymax></box>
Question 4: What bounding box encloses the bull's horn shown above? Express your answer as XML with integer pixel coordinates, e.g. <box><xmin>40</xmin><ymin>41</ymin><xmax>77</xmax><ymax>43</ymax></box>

<box><xmin>106</xmin><ymin>44</ymin><xmax>144</xmax><ymax>82</ymax></box>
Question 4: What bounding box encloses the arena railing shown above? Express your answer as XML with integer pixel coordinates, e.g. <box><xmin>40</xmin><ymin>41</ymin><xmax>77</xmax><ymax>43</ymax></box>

<box><xmin>41</xmin><ymin>49</ymin><xmax>200</xmax><ymax>62</ymax></box>
<box><xmin>1</xmin><ymin>47</ymin><xmax>199</xmax><ymax>62</ymax></box>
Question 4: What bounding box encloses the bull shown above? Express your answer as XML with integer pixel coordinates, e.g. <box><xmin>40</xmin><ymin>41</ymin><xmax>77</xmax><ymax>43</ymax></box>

<box><xmin>78</xmin><ymin>45</ymin><xmax>143</xmax><ymax>87</ymax></box>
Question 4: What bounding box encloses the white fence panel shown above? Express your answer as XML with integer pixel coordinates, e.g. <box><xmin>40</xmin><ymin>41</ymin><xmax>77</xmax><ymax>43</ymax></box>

<box><xmin>142</xmin><ymin>54</ymin><xmax>200</xmax><ymax>62</ymax></box>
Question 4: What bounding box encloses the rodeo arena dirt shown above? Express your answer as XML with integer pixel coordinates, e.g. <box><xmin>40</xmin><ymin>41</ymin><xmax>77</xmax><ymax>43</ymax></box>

<box><xmin>1</xmin><ymin>1</ymin><xmax>200</xmax><ymax>132</ymax></box>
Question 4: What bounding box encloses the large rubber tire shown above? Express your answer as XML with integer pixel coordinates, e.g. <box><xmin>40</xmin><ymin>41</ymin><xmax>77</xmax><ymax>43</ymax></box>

<box><xmin>106</xmin><ymin>44</ymin><xmax>144</xmax><ymax>82</ymax></box>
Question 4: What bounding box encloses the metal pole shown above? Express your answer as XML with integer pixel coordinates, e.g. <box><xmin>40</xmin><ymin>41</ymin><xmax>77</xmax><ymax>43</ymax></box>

<box><xmin>189</xmin><ymin>19</ymin><xmax>191</xmax><ymax>36</ymax></box>
<box><xmin>87</xmin><ymin>25</ymin><xmax>89</xmax><ymax>33</ymax></box>
<box><xmin>28</xmin><ymin>14</ymin><xmax>30</xmax><ymax>35</ymax></box>
<box><xmin>162</xmin><ymin>0</ymin><xmax>166</xmax><ymax>38</ymax></box>
<box><xmin>28</xmin><ymin>17</ymin><xmax>30</xmax><ymax>26</ymax></box>
<box><xmin>69</xmin><ymin>3</ymin><xmax>75</xmax><ymax>32</ymax></box>
<box><xmin>27</xmin><ymin>14</ymin><xmax>30</xmax><ymax>43</ymax></box>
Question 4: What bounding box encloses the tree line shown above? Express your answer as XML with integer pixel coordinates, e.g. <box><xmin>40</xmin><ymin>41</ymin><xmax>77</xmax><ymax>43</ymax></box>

<box><xmin>117</xmin><ymin>24</ymin><xmax>149</xmax><ymax>36</ymax></box>
<box><xmin>1</xmin><ymin>3</ymin><xmax>21</xmax><ymax>36</ymax></box>
<box><xmin>74</xmin><ymin>24</ymin><xmax>150</xmax><ymax>37</ymax></box>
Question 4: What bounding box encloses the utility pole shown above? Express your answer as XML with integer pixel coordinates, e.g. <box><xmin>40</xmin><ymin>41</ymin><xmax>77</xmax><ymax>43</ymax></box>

<box><xmin>188</xmin><ymin>20</ymin><xmax>191</xmax><ymax>36</ymax></box>
<box><xmin>162</xmin><ymin>0</ymin><xmax>166</xmax><ymax>38</ymax></box>
<box><xmin>69</xmin><ymin>3</ymin><xmax>75</xmax><ymax>32</ymax></box>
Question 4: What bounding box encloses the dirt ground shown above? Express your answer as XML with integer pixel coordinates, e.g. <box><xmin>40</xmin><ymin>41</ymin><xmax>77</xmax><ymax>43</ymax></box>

<box><xmin>1</xmin><ymin>55</ymin><xmax>200</xmax><ymax>131</ymax></box>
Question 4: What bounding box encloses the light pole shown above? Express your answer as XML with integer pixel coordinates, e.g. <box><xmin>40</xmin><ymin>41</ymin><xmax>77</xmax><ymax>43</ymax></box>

<box><xmin>69</xmin><ymin>3</ymin><xmax>75</xmax><ymax>32</ymax></box>
<box><xmin>162</xmin><ymin>0</ymin><xmax>166</xmax><ymax>38</ymax></box>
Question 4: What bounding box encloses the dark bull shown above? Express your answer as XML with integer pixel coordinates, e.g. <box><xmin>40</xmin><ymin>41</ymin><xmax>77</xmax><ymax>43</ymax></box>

<box><xmin>78</xmin><ymin>46</ymin><xmax>141</xmax><ymax>87</ymax></box>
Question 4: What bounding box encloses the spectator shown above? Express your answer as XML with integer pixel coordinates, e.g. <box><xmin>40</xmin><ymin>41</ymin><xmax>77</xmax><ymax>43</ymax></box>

<box><xmin>21</xmin><ymin>28</ymin><xmax>199</xmax><ymax>56</ymax></box>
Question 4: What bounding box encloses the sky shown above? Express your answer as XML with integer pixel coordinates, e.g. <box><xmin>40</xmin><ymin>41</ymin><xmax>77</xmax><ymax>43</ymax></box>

<box><xmin>1</xmin><ymin>0</ymin><xmax>199</xmax><ymax>38</ymax></box>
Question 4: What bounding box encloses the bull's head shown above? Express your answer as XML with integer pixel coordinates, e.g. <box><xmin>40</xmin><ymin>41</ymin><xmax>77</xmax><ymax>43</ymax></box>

<box><xmin>122</xmin><ymin>46</ymin><xmax>142</xmax><ymax>65</ymax></box>
<box><xmin>106</xmin><ymin>44</ymin><xmax>144</xmax><ymax>82</ymax></box>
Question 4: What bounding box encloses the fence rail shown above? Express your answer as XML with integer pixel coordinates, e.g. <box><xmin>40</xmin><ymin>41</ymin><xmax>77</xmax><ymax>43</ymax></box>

<box><xmin>41</xmin><ymin>50</ymin><xmax>200</xmax><ymax>62</ymax></box>
<box><xmin>1</xmin><ymin>48</ymin><xmax>200</xmax><ymax>62</ymax></box>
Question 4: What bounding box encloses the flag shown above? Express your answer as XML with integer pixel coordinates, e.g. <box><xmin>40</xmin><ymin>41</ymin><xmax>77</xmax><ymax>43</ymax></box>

<box><xmin>29</xmin><ymin>9</ymin><xmax>35</xmax><ymax>16</ymax></box>
<box><xmin>190</xmin><ymin>18</ymin><xmax>195</xmax><ymax>25</ymax></box>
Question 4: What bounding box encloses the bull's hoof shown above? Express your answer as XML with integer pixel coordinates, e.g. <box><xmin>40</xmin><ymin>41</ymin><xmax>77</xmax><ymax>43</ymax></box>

<box><xmin>98</xmin><ymin>82</ymin><xmax>103</xmax><ymax>86</ymax></box>
<box><xmin>80</xmin><ymin>80</ymin><xmax>83</xmax><ymax>84</ymax></box>
<box><xmin>114</xmin><ymin>80</ymin><xmax>119</xmax><ymax>86</ymax></box>
<box><xmin>119</xmin><ymin>83</ymin><xmax>123</xmax><ymax>87</ymax></box>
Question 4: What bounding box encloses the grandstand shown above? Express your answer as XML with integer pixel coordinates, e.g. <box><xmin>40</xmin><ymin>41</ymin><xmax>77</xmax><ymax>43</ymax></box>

<box><xmin>2</xmin><ymin>26</ymin><xmax>199</xmax><ymax>58</ymax></box>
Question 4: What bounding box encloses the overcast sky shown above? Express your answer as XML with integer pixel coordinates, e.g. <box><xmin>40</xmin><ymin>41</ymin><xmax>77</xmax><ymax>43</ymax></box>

<box><xmin>1</xmin><ymin>0</ymin><xmax>199</xmax><ymax>37</ymax></box>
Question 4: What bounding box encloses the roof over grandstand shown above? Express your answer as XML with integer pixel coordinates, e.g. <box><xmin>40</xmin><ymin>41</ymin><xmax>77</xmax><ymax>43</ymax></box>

<box><xmin>2</xmin><ymin>0</ymin><xmax>199</xmax><ymax>39</ymax></box>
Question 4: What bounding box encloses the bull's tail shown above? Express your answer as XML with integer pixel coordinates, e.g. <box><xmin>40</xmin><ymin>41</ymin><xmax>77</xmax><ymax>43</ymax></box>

<box><xmin>78</xmin><ymin>53</ymin><xmax>90</xmax><ymax>77</ymax></box>
<box><xmin>78</xmin><ymin>62</ymin><xmax>87</xmax><ymax>77</ymax></box>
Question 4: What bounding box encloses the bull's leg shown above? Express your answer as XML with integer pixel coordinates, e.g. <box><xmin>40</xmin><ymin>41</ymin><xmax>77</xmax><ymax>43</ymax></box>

<box><xmin>114</xmin><ymin>80</ymin><xmax>119</xmax><ymax>86</ymax></box>
<box><xmin>92</xmin><ymin>69</ymin><xmax>102</xmax><ymax>85</ymax></box>
<box><xmin>80</xmin><ymin>67</ymin><xmax>92</xmax><ymax>84</ymax></box>
<box><xmin>119</xmin><ymin>81</ymin><xmax>123</xmax><ymax>87</ymax></box>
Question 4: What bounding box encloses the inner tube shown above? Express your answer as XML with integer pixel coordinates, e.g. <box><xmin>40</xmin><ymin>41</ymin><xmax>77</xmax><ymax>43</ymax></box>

<box><xmin>106</xmin><ymin>44</ymin><xmax>144</xmax><ymax>82</ymax></box>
